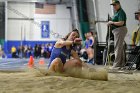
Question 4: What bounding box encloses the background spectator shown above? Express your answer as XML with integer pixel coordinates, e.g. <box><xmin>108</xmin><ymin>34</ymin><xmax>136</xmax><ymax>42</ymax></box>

<box><xmin>11</xmin><ymin>46</ymin><xmax>18</xmax><ymax>58</ymax></box>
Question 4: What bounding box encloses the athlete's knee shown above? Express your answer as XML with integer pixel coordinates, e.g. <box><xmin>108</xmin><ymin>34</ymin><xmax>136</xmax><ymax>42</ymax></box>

<box><xmin>49</xmin><ymin>58</ymin><xmax>63</xmax><ymax>72</ymax></box>
<box><xmin>74</xmin><ymin>59</ymin><xmax>82</xmax><ymax>67</ymax></box>
<box><xmin>54</xmin><ymin>58</ymin><xmax>62</xmax><ymax>62</ymax></box>
<box><xmin>49</xmin><ymin>58</ymin><xmax>63</xmax><ymax>68</ymax></box>
<box><xmin>66</xmin><ymin>58</ymin><xmax>82</xmax><ymax>67</ymax></box>
<box><xmin>54</xmin><ymin>59</ymin><xmax>63</xmax><ymax>66</ymax></box>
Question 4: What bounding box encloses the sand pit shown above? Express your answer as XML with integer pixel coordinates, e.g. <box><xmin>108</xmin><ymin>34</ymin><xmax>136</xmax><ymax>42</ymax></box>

<box><xmin>0</xmin><ymin>67</ymin><xmax>140</xmax><ymax>93</ymax></box>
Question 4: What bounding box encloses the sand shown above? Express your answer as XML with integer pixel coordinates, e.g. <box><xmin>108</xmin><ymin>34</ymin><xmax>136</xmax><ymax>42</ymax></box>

<box><xmin>0</xmin><ymin>67</ymin><xmax>140</xmax><ymax>93</ymax></box>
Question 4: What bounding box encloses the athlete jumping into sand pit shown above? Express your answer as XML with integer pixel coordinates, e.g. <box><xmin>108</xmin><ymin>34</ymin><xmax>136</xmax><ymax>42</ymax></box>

<box><xmin>48</xmin><ymin>29</ymin><xmax>85</xmax><ymax>73</ymax></box>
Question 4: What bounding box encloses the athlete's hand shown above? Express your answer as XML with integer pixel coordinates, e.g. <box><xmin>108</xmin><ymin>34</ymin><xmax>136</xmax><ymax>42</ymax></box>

<box><xmin>74</xmin><ymin>38</ymin><xmax>82</xmax><ymax>44</ymax></box>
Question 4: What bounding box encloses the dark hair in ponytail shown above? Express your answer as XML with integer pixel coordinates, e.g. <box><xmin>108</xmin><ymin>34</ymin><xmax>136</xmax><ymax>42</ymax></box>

<box><xmin>64</xmin><ymin>29</ymin><xmax>80</xmax><ymax>40</ymax></box>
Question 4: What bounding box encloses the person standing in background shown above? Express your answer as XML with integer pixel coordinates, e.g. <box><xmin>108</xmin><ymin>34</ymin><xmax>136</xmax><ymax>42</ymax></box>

<box><xmin>107</xmin><ymin>0</ymin><xmax>127</xmax><ymax>69</ymax></box>
<box><xmin>38</xmin><ymin>44</ymin><xmax>42</xmax><ymax>58</ymax></box>
<box><xmin>0</xmin><ymin>47</ymin><xmax>5</xmax><ymax>59</ymax></box>
<box><xmin>34</xmin><ymin>44</ymin><xmax>38</xmax><ymax>58</ymax></box>
<box><xmin>132</xmin><ymin>10</ymin><xmax>140</xmax><ymax>46</ymax></box>
<box><xmin>131</xmin><ymin>10</ymin><xmax>140</xmax><ymax>70</ymax></box>
<box><xmin>11</xmin><ymin>46</ymin><xmax>18</xmax><ymax>58</ymax></box>
<box><xmin>86</xmin><ymin>32</ymin><xmax>95</xmax><ymax>65</ymax></box>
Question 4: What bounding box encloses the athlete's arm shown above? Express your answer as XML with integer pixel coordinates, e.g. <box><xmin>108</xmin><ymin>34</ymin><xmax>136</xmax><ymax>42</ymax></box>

<box><xmin>54</xmin><ymin>39</ymin><xmax>73</xmax><ymax>48</ymax></box>
<box><xmin>55</xmin><ymin>38</ymin><xmax>82</xmax><ymax>48</ymax></box>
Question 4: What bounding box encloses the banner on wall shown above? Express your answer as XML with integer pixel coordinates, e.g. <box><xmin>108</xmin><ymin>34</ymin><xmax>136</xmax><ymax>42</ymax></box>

<box><xmin>35</xmin><ymin>3</ymin><xmax>56</xmax><ymax>14</ymax></box>
<box><xmin>41</xmin><ymin>21</ymin><xmax>50</xmax><ymax>38</ymax></box>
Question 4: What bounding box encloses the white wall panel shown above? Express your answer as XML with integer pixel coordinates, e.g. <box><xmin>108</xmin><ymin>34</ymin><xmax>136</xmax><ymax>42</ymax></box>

<box><xmin>93</xmin><ymin>0</ymin><xmax>112</xmax><ymax>42</ymax></box>
<box><xmin>8</xmin><ymin>2</ymin><xmax>34</xmax><ymax>18</ymax></box>
<box><xmin>7</xmin><ymin>3</ymin><xmax>72</xmax><ymax>41</ymax></box>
